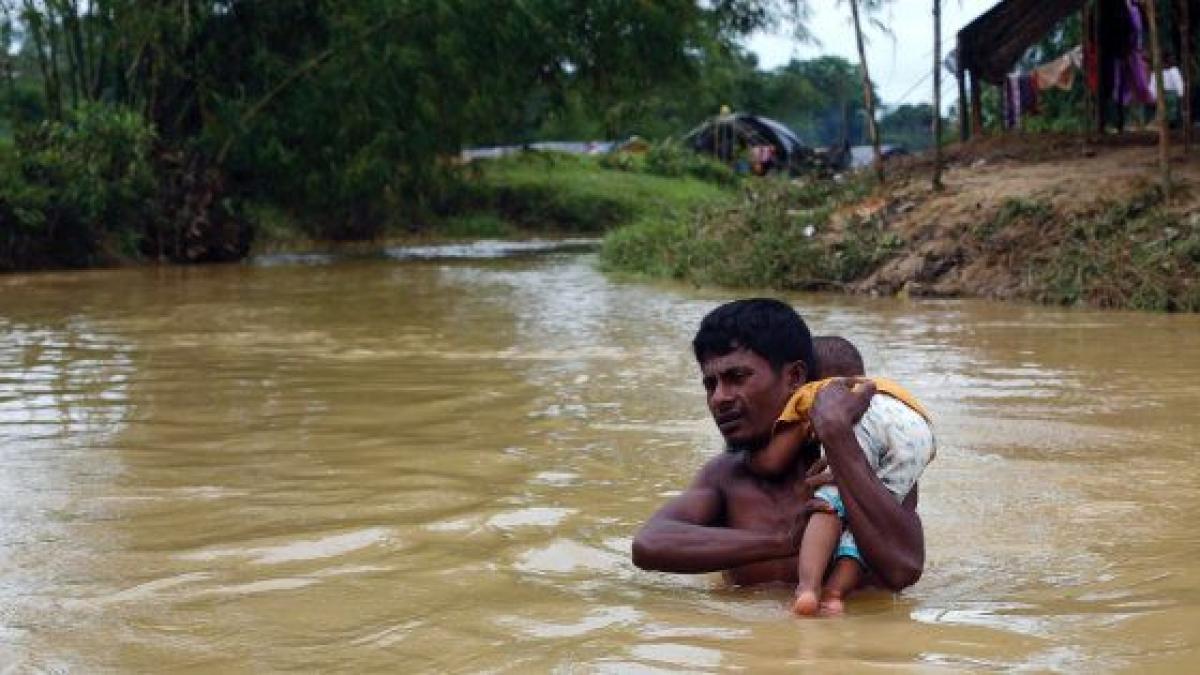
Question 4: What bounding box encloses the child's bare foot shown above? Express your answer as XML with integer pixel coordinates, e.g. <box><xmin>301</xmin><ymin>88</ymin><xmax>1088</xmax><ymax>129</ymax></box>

<box><xmin>792</xmin><ymin>589</ymin><xmax>820</xmax><ymax>616</ymax></box>
<box><xmin>818</xmin><ymin>593</ymin><xmax>845</xmax><ymax>616</ymax></box>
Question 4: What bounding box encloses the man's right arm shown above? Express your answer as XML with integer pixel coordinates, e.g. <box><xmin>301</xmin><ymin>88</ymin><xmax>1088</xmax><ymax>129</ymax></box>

<box><xmin>631</xmin><ymin>458</ymin><xmax>794</xmax><ymax>573</ymax></box>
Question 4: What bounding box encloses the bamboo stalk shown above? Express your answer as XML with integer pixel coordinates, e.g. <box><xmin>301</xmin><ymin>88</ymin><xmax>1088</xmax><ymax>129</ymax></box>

<box><xmin>1145</xmin><ymin>0</ymin><xmax>1170</xmax><ymax>199</ymax></box>
<box><xmin>957</xmin><ymin>37</ymin><xmax>968</xmax><ymax>140</ymax></box>
<box><xmin>848</xmin><ymin>0</ymin><xmax>884</xmax><ymax>183</ymax></box>
<box><xmin>933</xmin><ymin>0</ymin><xmax>944</xmax><ymax>191</ymax></box>
<box><xmin>970</xmin><ymin>69</ymin><xmax>983</xmax><ymax>136</ymax></box>
<box><xmin>1181</xmin><ymin>0</ymin><xmax>1193</xmax><ymax>152</ymax></box>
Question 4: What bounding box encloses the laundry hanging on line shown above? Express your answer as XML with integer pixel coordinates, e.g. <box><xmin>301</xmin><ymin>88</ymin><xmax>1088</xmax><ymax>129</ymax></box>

<box><xmin>1032</xmin><ymin>46</ymin><xmax>1083</xmax><ymax>92</ymax></box>
<box><xmin>1003</xmin><ymin>74</ymin><xmax>1040</xmax><ymax>129</ymax></box>
<box><xmin>1149</xmin><ymin>67</ymin><xmax>1185</xmax><ymax>99</ymax></box>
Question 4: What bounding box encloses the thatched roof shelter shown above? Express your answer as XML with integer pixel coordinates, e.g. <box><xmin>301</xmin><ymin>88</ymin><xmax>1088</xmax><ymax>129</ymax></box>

<box><xmin>958</xmin><ymin>0</ymin><xmax>1086</xmax><ymax>85</ymax></box>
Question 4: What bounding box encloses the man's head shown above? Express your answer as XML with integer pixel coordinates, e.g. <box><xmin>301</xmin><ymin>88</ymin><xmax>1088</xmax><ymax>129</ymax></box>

<box><xmin>813</xmin><ymin>335</ymin><xmax>866</xmax><ymax>379</ymax></box>
<box><xmin>692</xmin><ymin>299</ymin><xmax>814</xmax><ymax>452</ymax></box>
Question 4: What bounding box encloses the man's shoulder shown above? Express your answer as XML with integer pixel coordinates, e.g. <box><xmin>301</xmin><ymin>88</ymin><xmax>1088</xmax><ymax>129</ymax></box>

<box><xmin>697</xmin><ymin>452</ymin><xmax>741</xmax><ymax>483</ymax></box>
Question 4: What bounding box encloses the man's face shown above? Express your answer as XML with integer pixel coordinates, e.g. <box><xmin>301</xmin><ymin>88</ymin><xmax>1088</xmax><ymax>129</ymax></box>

<box><xmin>700</xmin><ymin>347</ymin><xmax>800</xmax><ymax>452</ymax></box>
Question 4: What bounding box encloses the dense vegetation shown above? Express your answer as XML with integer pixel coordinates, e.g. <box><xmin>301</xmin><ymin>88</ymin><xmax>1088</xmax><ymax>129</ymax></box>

<box><xmin>0</xmin><ymin>0</ymin><xmax>956</xmax><ymax>270</ymax></box>
<box><xmin>0</xmin><ymin>0</ymin><xmax>793</xmax><ymax>268</ymax></box>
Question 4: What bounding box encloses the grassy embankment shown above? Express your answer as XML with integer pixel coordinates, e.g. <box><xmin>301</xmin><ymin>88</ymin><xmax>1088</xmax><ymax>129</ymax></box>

<box><xmin>248</xmin><ymin>150</ymin><xmax>737</xmax><ymax>252</ymax></box>
<box><xmin>600</xmin><ymin>174</ymin><xmax>892</xmax><ymax>286</ymax></box>
<box><xmin>600</xmin><ymin>135</ymin><xmax>1200</xmax><ymax>312</ymax></box>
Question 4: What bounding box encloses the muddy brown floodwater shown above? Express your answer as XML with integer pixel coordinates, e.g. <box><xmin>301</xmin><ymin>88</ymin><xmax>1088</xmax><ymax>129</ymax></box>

<box><xmin>2</xmin><ymin>245</ymin><xmax>1198</xmax><ymax>672</ymax></box>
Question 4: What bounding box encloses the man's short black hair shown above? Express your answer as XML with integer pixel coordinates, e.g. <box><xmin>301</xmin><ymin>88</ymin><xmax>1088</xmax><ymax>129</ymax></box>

<box><xmin>692</xmin><ymin>298</ymin><xmax>814</xmax><ymax>374</ymax></box>
<box><xmin>813</xmin><ymin>335</ymin><xmax>865</xmax><ymax>379</ymax></box>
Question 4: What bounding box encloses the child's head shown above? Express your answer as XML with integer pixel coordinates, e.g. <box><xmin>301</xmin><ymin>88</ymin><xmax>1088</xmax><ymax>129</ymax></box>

<box><xmin>812</xmin><ymin>335</ymin><xmax>865</xmax><ymax>379</ymax></box>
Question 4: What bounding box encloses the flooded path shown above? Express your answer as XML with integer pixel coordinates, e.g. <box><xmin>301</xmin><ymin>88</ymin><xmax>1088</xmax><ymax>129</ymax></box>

<box><xmin>2</xmin><ymin>248</ymin><xmax>1198</xmax><ymax>671</ymax></box>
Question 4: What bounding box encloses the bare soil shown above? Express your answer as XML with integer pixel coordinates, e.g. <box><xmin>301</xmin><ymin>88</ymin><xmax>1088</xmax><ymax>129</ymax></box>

<box><xmin>844</xmin><ymin>133</ymin><xmax>1200</xmax><ymax>302</ymax></box>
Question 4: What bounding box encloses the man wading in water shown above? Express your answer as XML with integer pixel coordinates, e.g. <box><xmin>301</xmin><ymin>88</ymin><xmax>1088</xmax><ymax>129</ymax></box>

<box><xmin>632</xmin><ymin>299</ymin><xmax>926</xmax><ymax>594</ymax></box>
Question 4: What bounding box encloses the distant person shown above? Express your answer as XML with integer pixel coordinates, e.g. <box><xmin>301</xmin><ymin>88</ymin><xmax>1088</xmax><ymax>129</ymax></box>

<box><xmin>632</xmin><ymin>299</ymin><xmax>932</xmax><ymax>603</ymax></box>
<box><xmin>752</xmin><ymin>334</ymin><xmax>934</xmax><ymax>616</ymax></box>
<box><xmin>751</xmin><ymin>145</ymin><xmax>776</xmax><ymax>175</ymax></box>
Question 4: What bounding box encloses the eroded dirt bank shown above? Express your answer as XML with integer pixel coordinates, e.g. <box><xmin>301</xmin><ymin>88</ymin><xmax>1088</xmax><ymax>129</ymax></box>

<box><xmin>843</xmin><ymin>134</ymin><xmax>1200</xmax><ymax>310</ymax></box>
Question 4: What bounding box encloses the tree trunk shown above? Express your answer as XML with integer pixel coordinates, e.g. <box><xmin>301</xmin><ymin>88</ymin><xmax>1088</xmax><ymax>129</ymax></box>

<box><xmin>22</xmin><ymin>2</ymin><xmax>63</xmax><ymax>119</ymax></box>
<box><xmin>1096</xmin><ymin>0</ymin><xmax>1107</xmax><ymax>134</ymax></box>
<box><xmin>957</xmin><ymin>37</ymin><xmax>968</xmax><ymax>141</ymax></box>
<box><xmin>970</xmin><ymin>69</ymin><xmax>983</xmax><ymax>136</ymax></box>
<box><xmin>848</xmin><ymin>0</ymin><xmax>884</xmax><ymax>183</ymax></box>
<box><xmin>933</xmin><ymin>0</ymin><xmax>944</xmax><ymax>191</ymax></box>
<box><xmin>1145</xmin><ymin>0</ymin><xmax>1171</xmax><ymax>199</ymax></box>
<box><xmin>1181</xmin><ymin>0</ymin><xmax>1193</xmax><ymax>152</ymax></box>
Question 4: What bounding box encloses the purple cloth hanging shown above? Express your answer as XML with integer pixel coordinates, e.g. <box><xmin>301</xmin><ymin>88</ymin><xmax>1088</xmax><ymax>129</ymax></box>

<box><xmin>1115</xmin><ymin>0</ymin><xmax>1155</xmax><ymax>105</ymax></box>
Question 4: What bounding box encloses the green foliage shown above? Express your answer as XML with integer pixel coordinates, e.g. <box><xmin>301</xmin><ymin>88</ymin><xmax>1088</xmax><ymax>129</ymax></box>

<box><xmin>600</xmin><ymin>174</ymin><xmax>896</xmax><ymax>289</ymax></box>
<box><xmin>2</xmin><ymin>0</ymin><xmax>790</xmax><ymax>261</ymax></box>
<box><xmin>879</xmin><ymin>104</ymin><xmax>948</xmax><ymax>151</ymax></box>
<box><xmin>976</xmin><ymin>197</ymin><xmax>1054</xmax><ymax>240</ymax></box>
<box><xmin>1035</xmin><ymin>188</ymin><xmax>1200</xmax><ymax>312</ymax></box>
<box><xmin>437</xmin><ymin>214</ymin><xmax>514</xmax><ymax>239</ymax></box>
<box><xmin>442</xmin><ymin>153</ymin><xmax>733</xmax><ymax>235</ymax></box>
<box><xmin>0</xmin><ymin>104</ymin><xmax>156</xmax><ymax>269</ymax></box>
<box><xmin>643</xmin><ymin>141</ymin><xmax>739</xmax><ymax>186</ymax></box>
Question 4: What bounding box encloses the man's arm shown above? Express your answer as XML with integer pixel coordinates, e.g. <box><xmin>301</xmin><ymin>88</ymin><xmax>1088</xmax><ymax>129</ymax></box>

<box><xmin>631</xmin><ymin>458</ymin><xmax>795</xmax><ymax>573</ymax></box>
<box><xmin>810</xmin><ymin>380</ymin><xmax>925</xmax><ymax>591</ymax></box>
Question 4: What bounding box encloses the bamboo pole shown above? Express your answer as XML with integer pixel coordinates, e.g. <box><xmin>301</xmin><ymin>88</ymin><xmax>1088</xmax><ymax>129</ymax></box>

<box><xmin>1097</xmin><ymin>0</ymin><xmax>1107</xmax><ymax>134</ymax></box>
<box><xmin>933</xmin><ymin>0</ymin><xmax>944</xmax><ymax>190</ymax></box>
<box><xmin>1145</xmin><ymin>0</ymin><xmax>1171</xmax><ymax>198</ymax></box>
<box><xmin>957</xmin><ymin>39</ymin><xmax>969</xmax><ymax>141</ymax></box>
<box><xmin>970</xmin><ymin>69</ymin><xmax>983</xmax><ymax>136</ymax></box>
<box><xmin>848</xmin><ymin>0</ymin><xmax>885</xmax><ymax>184</ymax></box>
<box><xmin>1181</xmin><ymin>0</ymin><xmax>1193</xmax><ymax>152</ymax></box>
<box><xmin>1084</xmin><ymin>2</ymin><xmax>1095</xmax><ymax>134</ymax></box>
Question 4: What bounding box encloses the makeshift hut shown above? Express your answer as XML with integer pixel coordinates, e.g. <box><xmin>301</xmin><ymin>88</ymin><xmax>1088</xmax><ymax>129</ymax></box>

<box><xmin>956</xmin><ymin>0</ymin><xmax>1194</xmax><ymax>138</ymax></box>
<box><xmin>683</xmin><ymin>110</ymin><xmax>812</xmax><ymax>174</ymax></box>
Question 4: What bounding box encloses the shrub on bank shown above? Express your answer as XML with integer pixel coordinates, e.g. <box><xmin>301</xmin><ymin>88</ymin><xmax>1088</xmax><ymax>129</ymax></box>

<box><xmin>0</xmin><ymin>104</ymin><xmax>157</xmax><ymax>270</ymax></box>
<box><xmin>600</xmin><ymin>175</ymin><xmax>893</xmax><ymax>289</ymax></box>
<box><xmin>1034</xmin><ymin>187</ymin><xmax>1200</xmax><ymax>312</ymax></box>
<box><xmin>643</xmin><ymin>140</ymin><xmax>738</xmax><ymax>187</ymax></box>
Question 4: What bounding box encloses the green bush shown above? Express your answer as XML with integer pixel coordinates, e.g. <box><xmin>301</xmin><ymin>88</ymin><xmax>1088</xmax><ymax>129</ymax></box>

<box><xmin>644</xmin><ymin>140</ymin><xmax>737</xmax><ymax>186</ymax></box>
<box><xmin>1033</xmin><ymin>191</ymin><xmax>1200</xmax><ymax>312</ymax></box>
<box><xmin>1</xmin><ymin>104</ymin><xmax>156</xmax><ymax>269</ymax></box>
<box><xmin>601</xmin><ymin>174</ymin><xmax>892</xmax><ymax>289</ymax></box>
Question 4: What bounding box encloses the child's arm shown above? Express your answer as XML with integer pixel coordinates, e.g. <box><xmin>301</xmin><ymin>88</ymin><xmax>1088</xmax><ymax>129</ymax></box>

<box><xmin>747</xmin><ymin>421</ymin><xmax>808</xmax><ymax>476</ymax></box>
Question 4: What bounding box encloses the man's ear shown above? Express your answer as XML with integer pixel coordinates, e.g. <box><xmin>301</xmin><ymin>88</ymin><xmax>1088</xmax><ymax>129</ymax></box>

<box><xmin>784</xmin><ymin>360</ymin><xmax>807</xmax><ymax>391</ymax></box>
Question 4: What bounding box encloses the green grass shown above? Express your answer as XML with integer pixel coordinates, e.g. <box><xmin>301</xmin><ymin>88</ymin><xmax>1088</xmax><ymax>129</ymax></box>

<box><xmin>436</xmin><ymin>152</ymin><xmax>736</xmax><ymax>239</ymax></box>
<box><xmin>1033</xmin><ymin>187</ymin><xmax>1200</xmax><ymax>311</ymax></box>
<box><xmin>475</xmin><ymin>153</ymin><xmax>732</xmax><ymax>229</ymax></box>
<box><xmin>435</xmin><ymin>213</ymin><xmax>514</xmax><ymax>238</ymax></box>
<box><xmin>600</xmin><ymin>173</ymin><xmax>890</xmax><ymax>289</ymax></box>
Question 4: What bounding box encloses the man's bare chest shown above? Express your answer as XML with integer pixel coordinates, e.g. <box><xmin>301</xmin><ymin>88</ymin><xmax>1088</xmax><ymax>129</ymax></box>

<box><xmin>721</xmin><ymin>476</ymin><xmax>812</xmax><ymax>534</ymax></box>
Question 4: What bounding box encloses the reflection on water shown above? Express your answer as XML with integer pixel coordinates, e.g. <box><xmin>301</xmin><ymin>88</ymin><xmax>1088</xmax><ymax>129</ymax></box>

<box><xmin>2</xmin><ymin>254</ymin><xmax>1199</xmax><ymax>671</ymax></box>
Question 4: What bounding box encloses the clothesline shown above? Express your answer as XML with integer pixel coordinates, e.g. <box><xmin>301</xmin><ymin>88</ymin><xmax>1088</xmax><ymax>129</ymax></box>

<box><xmin>1003</xmin><ymin>43</ymin><xmax>1187</xmax><ymax>130</ymax></box>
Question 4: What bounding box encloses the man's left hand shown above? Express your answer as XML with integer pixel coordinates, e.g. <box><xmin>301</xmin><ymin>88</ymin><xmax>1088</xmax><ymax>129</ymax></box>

<box><xmin>810</xmin><ymin>377</ymin><xmax>874</xmax><ymax>441</ymax></box>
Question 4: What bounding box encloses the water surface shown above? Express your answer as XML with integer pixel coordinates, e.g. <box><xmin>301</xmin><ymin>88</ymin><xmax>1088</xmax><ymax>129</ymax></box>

<box><xmin>2</xmin><ymin>251</ymin><xmax>1198</xmax><ymax>671</ymax></box>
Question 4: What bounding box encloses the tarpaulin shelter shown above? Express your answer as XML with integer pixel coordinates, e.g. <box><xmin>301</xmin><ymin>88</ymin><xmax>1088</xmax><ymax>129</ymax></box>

<box><xmin>683</xmin><ymin>112</ymin><xmax>812</xmax><ymax>173</ymax></box>
<box><xmin>956</xmin><ymin>0</ymin><xmax>1087</xmax><ymax>138</ymax></box>
<box><xmin>959</xmin><ymin>0</ymin><xmax>1087</xmax><ymax>86</ymax></box>
<box><xmin>955</xmin><ymin>0</ymin><xmax>1194</xmax><ymax>140</ymax></box>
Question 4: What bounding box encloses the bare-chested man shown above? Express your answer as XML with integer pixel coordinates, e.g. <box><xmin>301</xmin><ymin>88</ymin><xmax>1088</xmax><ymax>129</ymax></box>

<box><xmin>631</xmin><ymin>298</ymin><xmax>924</xmax><ymax>590</ymax></box>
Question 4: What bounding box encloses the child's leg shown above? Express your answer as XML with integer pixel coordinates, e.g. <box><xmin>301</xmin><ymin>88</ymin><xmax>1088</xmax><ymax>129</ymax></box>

<box><xmin>818</xmin><ymin>556</ymin><xmax>863</xmax><ymax>616</ymax></box>
<box><xmin>792</xmin><ymin>510</ymin><xmax>840</xmax><ymax>616</ymax></box>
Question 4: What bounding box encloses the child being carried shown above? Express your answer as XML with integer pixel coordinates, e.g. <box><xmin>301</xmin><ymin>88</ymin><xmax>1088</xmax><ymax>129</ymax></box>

<box><xmin>754</xmin><ymin>336</ymin><xmax>936</xmax><ymax>617</ymax></box>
